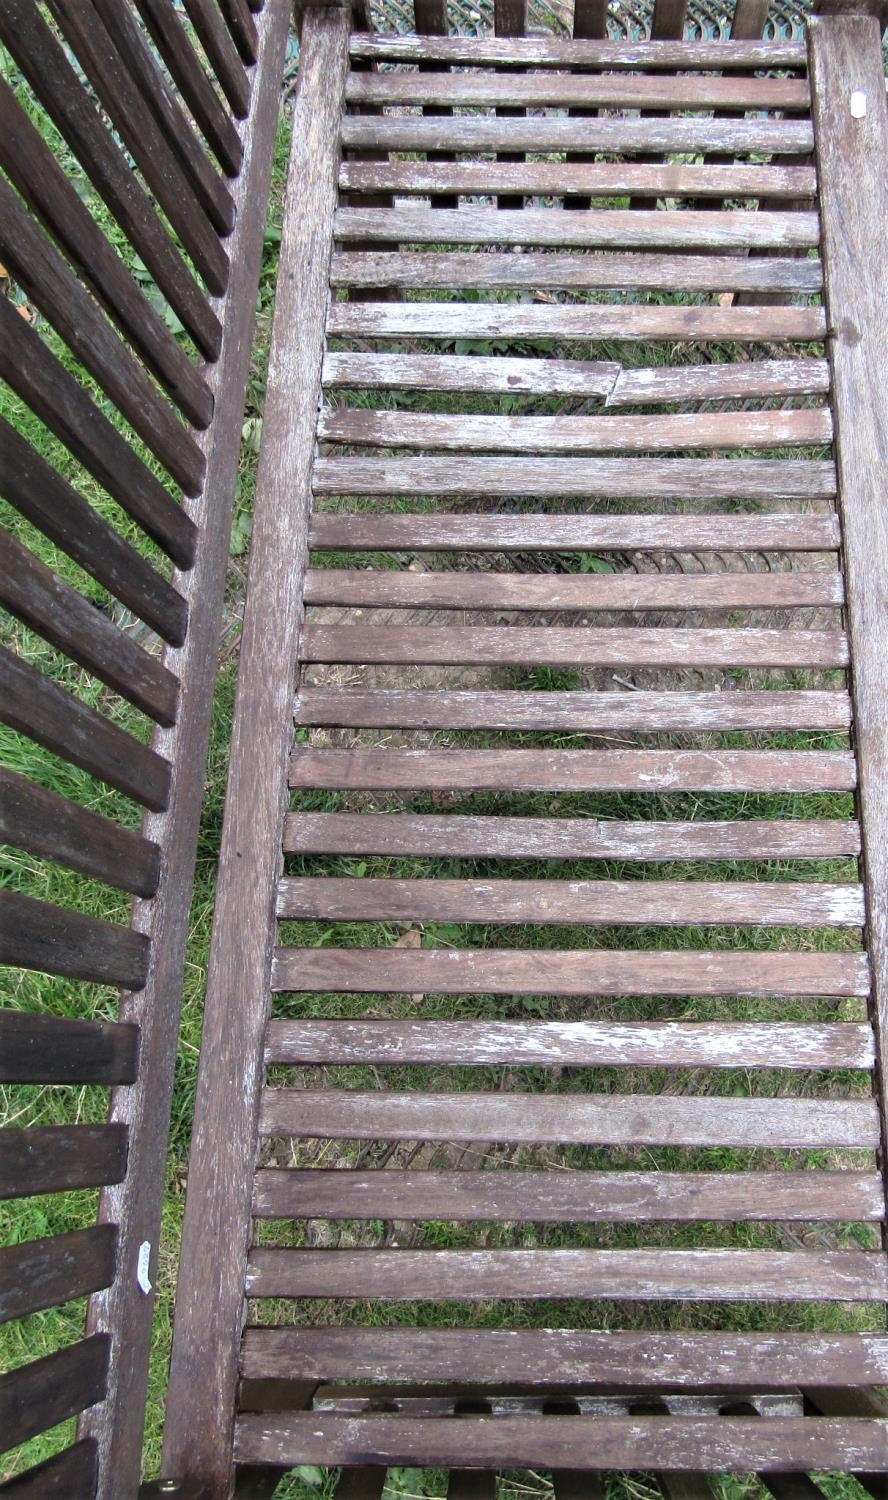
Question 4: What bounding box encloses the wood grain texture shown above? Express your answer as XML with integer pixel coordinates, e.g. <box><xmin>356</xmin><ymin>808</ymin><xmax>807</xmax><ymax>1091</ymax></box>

<box><xmin>809</xmin><ymin>11</ymin><xmax>888</xmax><ymax>1245</ymax></box>
<box><xmin>0</xmin><ymin>1338</ymin><xmax>110</xmax><ymax>1453</ymax></box>
<box><xmin>330</xmin><ymin>251</ymin><xmax>823</xmax><ymax>292</ymax></box>
<box><xmin>272</xmin><ymin>947</ymin><xmax>869</xmax><ymax>998</ymax></box>
<box><xmin>348</xmin><ymin>35</ymin><xmax>809</xmax><ymax>68</ymax></box>
<box><xmin>0</xmin><ymin>889</ymin><xmax>150</xmax><ymax>989</ymax></box>
<box><xmin>344</xmin><ymin>71</ymin><xmax>810</xmax><ymax>110</ymax></box>
<box><xmin>252</xmin><ymin>1168</ymin><xmax>884</xmax><ymax>1223</ymax></box>
<box><xmin>160</xmin><ymin>13</ymin><xmax>351</xmax><ymax>1494</ymax></box>
<box><xmin>239</xmin><ymin>1325</ymin><xmax>888</xmax><ymax>1386</ymax></box>
<box><xmin>0</xmin><ymin>1011</ymin><xmax>139</xmax><ymax>1086</ymax></box>
<box><xmin>339</xmin><ymin>115</ymin><xmax>815</xmax><ymax>154</ymax></box>
<box><xmin>0</xmin><ymin>1226</ymin><xmax>117</xmax><ymax>1324</ymax></box>
<box><xmin>283</xmin><ymin>813</ymin><xmax>861</xmax><ymax>860</ymax></box>
<box><xmin>338</xmin><ymin>160</ymin><xmax>818</xmax><ymax>199</ymax></box>
<box><xmin>1</xmin><ymin>1124</ymin><xmax>128</xmax><ymax>1199</ymax></box>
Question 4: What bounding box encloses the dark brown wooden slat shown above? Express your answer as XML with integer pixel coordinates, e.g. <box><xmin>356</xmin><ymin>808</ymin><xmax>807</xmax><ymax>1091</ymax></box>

<box><xmin>0</xmin><ymin>301</ymin><xmax>195</xmax><ymax>565</ymax></box>
<box><xmin>293</xmin><ymin>688</ymin><xmax>851</xmax><ymax>731</ymax></box>
<box><xmin>218</xmin><ymin>0</ymin><xmax>259</xmax><ymax>65</ymax></box>
<box><xmin>283</xmin><ymin>813</ymin><xmax>862</xmax><ymax>861</ymax></box>
<box><xmin>0</xmin><ymin>890</ymin><xmax>150</xmax><ymax>989</ymax></box>
<box><xmin>348</xmin><ymin>34</ymin><xmax>810</xmax><ymax>68</ymax></box>
<box><xmin>327</xmin><ymin>302</ymin><xmax>826</xmax><ymax>342</ymax></box>
<box><xmin>0</xmin><ymin>1440</ymin><xmax>99</xmax><ymax>1499</ymax></box>
<box><xmin>340</xmin><ymin>114</ymin><xmax>815</xmax><ymax>155</ymax></box>
<box><xmin>0</xmin><ymin>1124</ymin><xmax>128</xmax><ymax>1198</ymax></box>
<box><xmin>246</xmin><ymin>1247</ymin><xmax>888</xmax><ymax>1302</ymax></box>
<box><xmin>334</xmin><ymin>1469</ymin><xmax>386</xmax><ymax>1500</ymax></box>
<box><xmin>0</xmin><ymin>177</ymin><xmax>205</xmax><ymax>496</ymax></box>
<box><xmin>181</xmin><ymin>0</ymin><xmax>252</xmax><ymax>116</ymax></box>
<box><xmin>338</xmin><ymin>160</ymin><xmax>818</xmax><ymax>199</ymax></box>
<box><xmin>277</xmin><ymin>877</ymin><xmax>864</xmax><ymax>927</ymax></box>
<box><xmin>345</xmin><ymin>71</ymin><xmax>810</xmax><ymax>110</ymax></box>
<box><xmin>266</xmin><ymin>1018</ymin><xmax>875</xmax><ymax>1069</ymax></box>
<box><xmin>0</xmin><ymin>1225</ymin><xmax>117</xmax><ymax>1324</ymax></box>
<box><xmin>46</xmin><ymin>0</ymin><xmax>229</xmax><ymax>295</ymax></box>
<box><xmin>0</xmin><ymin>1338</ymin><xmax>110</xmax><ymax>1456</ymax></box>
<box><xmin>0</xmin><ymin>647</ymin><xmax>172</xmax><ymax>811</ymax></box>
<box><xmin>132</xmin><ymin>0</ymin><xmax>243</xmax><ymax>174</ymax></box>
<box><xmin>0</xmin><ymin>419</ymin><xmax>188</xmax><ymax>647</ymax></box>
<box><xmin>302</xmin><ymin>625</ymin><xmax>848</xmax><ymax>668</ymax></box>
<box><xmin>318</xmin><ymin>407</ymin><xmax>832</xmax><ymax>452</ymax></box>
<box><xmin>309</xmin><ymin>512</ymin><xmax>840</xmax><ymax>552</ymax></box>
<box><xmin>0</xmin><ymin>1010</ymin><xmax>139</xmax><ymax>1086</ymax></box>
<box><xmin>89</xmin><ymin>0</ymin><xmax>235</xmax><ymax>233</ymax></box>
<box><xmin>330</xmin><ymin>251</ymin><xmax>824</xmax><ymax>293</ymax></box>
<box><xmin>253</xmin><ymin>1168</ymin><xmax>884</xmax><ymax>1223</ymax></box>
<box><xmin>240</xmin><ymin>1325</ymin><xmax>888</xmax><ymax>1387</ymax></box>
<box><xmin>258</xmin><ymin>1089</ymin><xmax>877</xmax><ymax>1149</ymax></box>
<box><xmin>272</xmin><ymin>947</ymin><xmax>869</xmax><ymax>997</ymax></box>
<box><xmin>0</xmin><ymin>48</ymin><xmax>220</xmax><ymax>378</ymax></box>
<box><xmin>0</xmin><ymin>529</ymin><xmax>179</xmax><ymax>726</ymax></box>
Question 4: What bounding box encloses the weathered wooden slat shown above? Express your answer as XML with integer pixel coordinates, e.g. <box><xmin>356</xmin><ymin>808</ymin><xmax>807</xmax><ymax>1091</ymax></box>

<box><xmin>265</xmin><ymin>1018</ymin><xmax>875</xmax><ymax>1070</ymax></box>
<box><xmin>0</xmin><ymin>177</ymin><xmax>205</xmax><ymax>496</ymax></box>
<box><xmin>0</xmin><ymin>294</ymin><xmax>199</xmax><ymax>561</ymax></box>
<box><xmin>322</xmin><ymin>354</ymin><xmax>830</xmax><ymax>400</ymax></box>
<box><xmin>232</xmin><ymin>1411</ymin><xmax>888</xmax><ymax>1470</ymax></box>
<box><xmin>302</xmin><ymin>625</ymin><xmax>848</xmax><ymax>668</ymax></box>
<box><xmin>309</xmin><ymin>511</ymin><xmax>840</xmax><ymax>553</ymax></box>
<box><xmin>0</xmin><ymin>1338</ymin><xmax>110</xmax><ymax>1454</ymax></box>
<box><xmin>246</xmin><ymin>1247</ymin><xmax>888</xmax><ymax>1301</ymax></box>
<box><xmin>329</xmin><ymin>251</ymin><xmax>824</xmax><ymax>293</ymax></box>
<box><xmin>338</xmin><ymin>161</ymin><xmax>818</xmax><ymax>199</ymax></box>
<box><xmin>181</xmin><ymin>0</ymin><xmax>252</xmax><ymax>117</ymax></box>
<box><xmin>277</xmin><ymin>877</ymin><xmax>864</xmax><ymax>928</ymax></box>
<box><xmin>0</xmin><ymin>41</ymin><xmax>220</xmax><ymax>377</ymax></box>
<box><xmin>253</xmin><ymin>1168</ymin><xmax>884</xmax><ymax>1223</ymax></box>
<box><xmin>0</xmin><ymin>1439</ymin><xmax>99</xmax><ymax>1499</ymax></box>
<box><xmin>0</xmin><ymin>1010</ymin><xmax>140</xmax><ymax>1086</ymax></box>
<box><xmin>348</xmin><ymin>34</ymin><xmax>809</xmax><ymax>69</ymax></box>
<box><xmin>258</xmin><ymin>1089</ymin><xmax>878</xmax><ymax>1149</ymax></box>
<box><xmin>132</xmin><ymin>0</ymin><xmax>243</xmax><ymax>174</ymax></box>
<box><xmin>289</xmin><ymin>747</ymin><xmax>856</xmax><ymax>793</ymax></box>
<box><xmin>0</xmin><ymin>647</ymin><xmax>172</xmax><ymax>811</ymax></box>
<box><xmin>0</xmin><ymin>1226</ymin><xmax>117</xmax><ymax>1324</ymax></box>
<box><xmin>272</xmin><ymin>947</ymin><xmax>869</xmax><ymax>998</ymax></box>
<box><xmin>0</xmin><ymin>1125</ymin><xmax>128</xmax><ymax>1198</ymax></box>
<box><xmin>0</xmin><ymin>420</ymin><xmax>188</xmax><ymax>646</ymax></box>
<box><xmin>345</xmin><ymin>71</ymin><xmax>810</xmax><ymax>111</ymax></box>
<box><xmin>326</xmin><ymin>301</ymin><xmax>826</xmax><ymax>342</ymax></box>
<box><xmin>293</xmin><ymin>687</ymin><xmax>851</xmax><ymax>731</ymax></box>
<box><xmin>340</xmin><ymin>115</ymin><xmax>815</xmax><ymax>154</ymax></box>
<box><xmin>0</xmin><ymin>529</ymin><xmax>179</xmax><ymax>726</ymax></box>
<box><xmin>239</xmin><ymin>1325</ymin><xmax>888</xmax><ymax>1387</ymax></box>
<box><xmin>318</xmin><ymin>407</ymin><xmax>833</xmax><ymax>452</ymax></box>
<box><xmin>0</xmin><ymin>768</ymin><xmax>160</xmax><ymax>897</ymax></box>
<box><xmin>218</xmin><ymin>0</ymin><xmax>259</xmax><ymax>66</ymax></box>
<box><xmin>283</xmin><ymin>813</ymin><xmax>861</xmax><ymax>861</ymax></box>
<box><xmin>0</xmin><ymin>890</ymin><xmax>151</xmax><ymax>989</ymax></box>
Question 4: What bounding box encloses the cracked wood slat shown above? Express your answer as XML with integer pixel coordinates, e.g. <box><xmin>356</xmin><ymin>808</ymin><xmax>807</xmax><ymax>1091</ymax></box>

<box><xmin>348</xmin><ymin>35</ymin><xmax>810</xmax><ymax>68</ymax></box>
<box><xmin>313</xmin><ymin>457</ymin><xmax>834</xmax><ymax>496</ymax></box>
<box><xmin>344</xmin><ymin>71</ymin><xmax>810</xmax><ymax>110</ymax></box>
<box><xmin>271</xmin><ymin>948</ymin><xmax>869</xmax><ymax>998</ymax></box>
<box><xmin>293</xmin><ymin>689</ymin><xmax>851</xmax><ymax>731</ymax></box>
<box><xmin>283</xmin><ymin>813</ymin><xmax>861</xmax><ymax>860</ymax></box>
<box><xmin>277</xmin><ymin>877</ymin><xmax>865</xmax><ymax>927</ymax></box>
<box><xmin>321</xmin><ymin>354</ymin><xmax>830</xmax><ymax>398</ymax></box>
<box><xmin>333</xmin><ymin>207</ymin><xmax>820</xmax><ymax>249</ymax></box>
<box><xmin>252</xmin><ymin>1169</ymin><xmax>884</xmax><ymax>1223</ymax></box>
<box><xmin>309</xmin><ymin>512</ymin><xmax>840</xmax><ymax>551</ymax></box>
<box><xmin>329</xmin><ymin>251</ymin><xmax>823</xmax><ymax>292</ymax></box>
<box><xmin>340</xmin><ymin>115</ymin><xmax>815</xmax><ymax>154</ymax></box>
<box><xmin>338</xmin><ymin>161</ymin><xmax>817</xmax><ymax>198</ymax></box>
<box><xmin>245</xmin><ymin>1247</ymin><xmax>888</xmax><ymax>1301</ymax></box>
<box><xmin>317</xmin><ymin>407</ymin><xmax>832</xmax><ymax>452</ymax></box>
<box><xmin>257</xmin><ymin>1090</ymin><xmax>878</xmax><ymax>1149</ymax></box>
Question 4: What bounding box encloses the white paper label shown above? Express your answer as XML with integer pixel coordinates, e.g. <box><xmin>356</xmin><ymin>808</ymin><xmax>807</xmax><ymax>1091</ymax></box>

<box><xmin>136</xmin><ymin>1241</ymin><xmax>153</xmax><ymax>1294</ymax></box>
<box><xmin>850</xmin><ymin>92</ymin><xmax>867</xmax><ymax>119</ymax></box>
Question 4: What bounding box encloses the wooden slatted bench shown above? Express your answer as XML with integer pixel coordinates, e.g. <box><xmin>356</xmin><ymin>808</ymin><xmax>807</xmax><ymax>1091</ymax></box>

<box><xmin>1</xmin><ymin>0</ymin><xmax>886</xmax><ymax>1495</ymax></box>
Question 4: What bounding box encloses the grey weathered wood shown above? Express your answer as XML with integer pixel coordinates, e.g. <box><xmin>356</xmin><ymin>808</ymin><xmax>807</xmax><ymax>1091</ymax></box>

<box><xmin>272</xmin><ymin>947</ymin><xmax>869</xmax><ymax>998</ymax></box>
<box><xmin>302</xmin><ymin>625</ymin><xmax>848</xmax><ymax>668</ymax></box>
<box><xmin>239</xmin><ymin>1325</ymin><xmax>888</xmax><ymax>1387</ymax></box>
<box><xmin>277</xmin><ymin>876</ymin><xmax>864</xmax><ymax>927</ymax></box>
<box><xmin>258</xmin><ymin>1090</ymin><xmax>878</xmax><ymax>1150</ymax></box>
<box><xmin>318</xmin><ymin>407</ymin><xmax>832</xmax><ymax>451</ymax></box>
<box><xmin>309</xmin><ymin>512</ymin><xmax>840</xmax><ymax>552</ymax></box>
<box><xmin>293</xmin><ymin>688</ymin><xmax>851</xmax><ymax>731</ymax></box>
<box><xmin>264</xmin><ymin>1017</ymin><xmax>875</xmax><ymax>1069</ymax></box>
<box><xmin>322</xmin><ymin>354</ymin><xmax>830</xmax><ymax>399</ymax></box>
<box><xmin>0</xmin><ymin>889</ymin><xmax>151</xmax><ymax>989</ymax></box>
<box><xmin>0</xmin><ymin>1011</ymin><xmax>139</xmax><ymax>1086</ymax></box>
<box><xmin>252</xmin><ymin>1167</ymin><xmax>884</xmax><ymax>1223</ymax></box>
<box><xmin>326</xmin><ymin>301</ymin><xmax>826</xmax><ymax>342</ymax></box>
<box><xmin>0</xmin><ymin>1338</ymin><xmax>110</xmax><ymax>1454</ymax></box>
<box><xmin>329</xmin><ymin>251</ymin><xmax>823</xmax><ymax>292</ymax></box>
<box><xmin>344</xmin><ymin>71</ymin><xmax>810</xmax><ymax>110</ymax></box>
<box><xmin>160</xmin><ymin>13</ymin><xmax>352</xmax><ymax>1496</ymax></box>
<box><xmin>348</xmin><ymin>35</ymin><xmax>809</xmax><ymax>68</ymax></box>
<box><xmin>338</xmin><ymin>160</ymin><xmax>818</xmax><ymax>199</ymax></box>
<box><xmin>809</xmin><ymin>10</ymin><xmax>888</xmax><ymax>1250</ymax></box>
<box><xmin>0</xmin><ymin>1226</ymin><xmax>117</xmax><ymax>1324</ymax></box>
<box><xmin>340</xmin><ymin>114</ymin><xmax>814</xmax><ymax>154</ymax></box>
<box><xmin>283</xmin><ymin>813</ymin><xmax>861</xmax><ymax>861</ymax></box>
<box><xmin>0</xmin><ymin>1124</ymin><xmax>128</xmax><ymax>1198</ymax></box>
